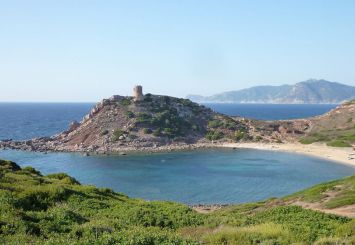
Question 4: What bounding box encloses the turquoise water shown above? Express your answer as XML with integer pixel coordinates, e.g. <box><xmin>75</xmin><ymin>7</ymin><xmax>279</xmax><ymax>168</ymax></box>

<box><xmin>0</xmin><ymin>148</ymin><xmax>353</xmax><ymax>204</ymax></box>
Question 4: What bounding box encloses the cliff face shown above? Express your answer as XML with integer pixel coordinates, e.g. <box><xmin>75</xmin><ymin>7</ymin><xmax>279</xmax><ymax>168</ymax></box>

<box><xmin>187</xmin><ymin>79</ymin><xmax>355</xmax><ymax>104</ymax></box>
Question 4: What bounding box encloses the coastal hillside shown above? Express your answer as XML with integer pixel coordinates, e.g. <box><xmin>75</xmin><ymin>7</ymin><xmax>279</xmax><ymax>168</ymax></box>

<box><xmin>187</xmin><ymin>79</ymin><xmax>355</xmax><ymax>104</ymax></box>
<box><xmin>250</xmin><ymin>100</ymin><xmax>355</xmax><ymax>147</ymax></box>
<box><xmin>299</xmin><ymin>100</ymin><xmax>355</xmax><ymax>147</ymax></box>
<box><xmin>0</xmin><ymin>159</ymin><xmax>354</xmax><ymax>244</ymax></box>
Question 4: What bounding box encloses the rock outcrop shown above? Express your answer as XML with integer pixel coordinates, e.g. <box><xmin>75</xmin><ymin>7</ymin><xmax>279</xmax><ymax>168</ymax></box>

<box><xmin>0</xmin><ymin>91</ymin><xmax>251</xmax><ymax>153</ymax></box>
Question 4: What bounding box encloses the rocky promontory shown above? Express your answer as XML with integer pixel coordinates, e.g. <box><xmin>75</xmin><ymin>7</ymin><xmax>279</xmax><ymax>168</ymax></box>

<box><xmin>0</xmin><ymin>87</ymin><xmax>252</xmax><ymax>153</ymax></box>
<box><xmin>1</xmin><ymin>87</ymin><xmax>354</xmax><ymax>153</ymax></box>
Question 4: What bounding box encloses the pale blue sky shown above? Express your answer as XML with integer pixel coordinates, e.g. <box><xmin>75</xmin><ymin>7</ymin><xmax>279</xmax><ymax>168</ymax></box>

<box><xmin>1</xmin><ymin>0</ymin><xmax>355</xmax><ymax>102</ymax></box>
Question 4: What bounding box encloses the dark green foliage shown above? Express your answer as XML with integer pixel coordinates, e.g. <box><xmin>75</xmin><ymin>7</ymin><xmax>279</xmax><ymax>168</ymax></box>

<box><xmin>143</xmin><ymin>93</ymin><xmax>153</xmax><ymax>102</ymax></box>
<box><xmin>205</xmin><ymin>130</ymin><xmax>224</xmax><ymax>141</ymax></box>
<box><xmin>136</xmin><ymin>113</ymin><xmax>152</xmax><ymax>124</ymax></box>
<box><xmin>100</xmin><ymin>129</ymin><xmax>109</xmax><ymax>136</ymax></box>
<box><xmin>178</xmin><ymin>98</ymin><xmax>195</xmax><ymax>107</ymax></box>
<box><xmin>120</xmin><ymin>98</ymin><xmax>132</xmax><ymax>106</ymax></box>
<box><xmin>47</xmin><ymin>173</ymin><xmax>80</xmax><ymax>185</ymax></box>
<box><xmin>22</xmin><ymin>166</ymin><xmax>42</xmax><ymax>176</ymax></box>
<box><xmin>136</xmin><ymin>108</ymin><xmax>191</xmax><ymax>138</ymax></box>
<box><xmin>207</xmin><ymin>120</ymin><xmax>223</xmax><ymax>128</ymax></box>
<box><xmin>233</xmin><ymin>130</ymin><xmax>247</xmax><ymax>142</ymax></box>
<box><xmin>143</xmin><ymin>128</ymin><xmax>153</xmax><ymax>134</ymax></box>
<box><xmin>153</xmin><ymin>128</ymin><xmax>162</xmax><ymax>137</ymax></box>
<box><xmin>0</xmin><ymin>159</ymin><xmax>21</xmax><ymax>171</ymax></box>
<box><xmin>112</xmin><ymin>129</ymin><xmax>125</xmax><ymax>141</ymax></box>
<box><xmin>125</xmin><ymin>111</ymin><xmax>135</xmax><ymax>118</ymax></box>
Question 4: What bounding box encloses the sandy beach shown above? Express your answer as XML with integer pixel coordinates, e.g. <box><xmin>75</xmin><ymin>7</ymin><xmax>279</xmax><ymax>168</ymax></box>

<box><xmin>223</xmin><ymin>142</ymin><xmax>355</xmax><ymax>167</ymax></box>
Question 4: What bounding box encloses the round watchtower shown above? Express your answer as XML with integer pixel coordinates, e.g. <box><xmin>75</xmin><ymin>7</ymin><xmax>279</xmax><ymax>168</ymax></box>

<box><xmin>133</xmin><ymin>85</ymin><xmax>144</xmax><ymax>101</ymax></box>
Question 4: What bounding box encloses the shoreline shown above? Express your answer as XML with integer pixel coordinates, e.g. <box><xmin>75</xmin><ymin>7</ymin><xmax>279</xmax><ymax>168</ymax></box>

<box><xmin>222</xmin><ymin>142</ymin><xmax>355</xmax><ymax>167</ymax></box>
<box><xmin>2</xmin><ymin>140</ymin><xmax>354</xmax><ymax>167</ymax></box>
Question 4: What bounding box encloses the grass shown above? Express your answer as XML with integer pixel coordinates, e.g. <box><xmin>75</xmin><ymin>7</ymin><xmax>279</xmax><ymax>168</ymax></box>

<box><xmin>201</xmin><ymin>223</ymin><xmax>291</xmax><ymax>245</ymax></box>
<box><xmin>0</xmin><ymin>159</ymin><xmax>354</xmax><ymax>244</ymax></box>
<box><xmin>326</xmin><ymin>140</ymin><xmax>351</xmax><ymax>147</ymax></box>
<box><xmin>286</xmin><ymin>175</ymin><xmax>355</xmax><ymax>209</ymax></box>
<box><xmin>300</xmin><ymin>131</ymin><xmax>355</xmax><ymax>147</ymax></box>
<box><xmin>299</xmin><ymin>133</ymin><xmax>330</xmax><ymax>144</ymax></box>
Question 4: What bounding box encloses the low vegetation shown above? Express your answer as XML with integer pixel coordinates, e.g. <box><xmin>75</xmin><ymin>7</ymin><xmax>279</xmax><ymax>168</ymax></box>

<box><xmin>300</xmin><ymin>131</ymin><xmax>355</xmax><ymax>147</ymax></box>
<box><xmin>112</xmin><ymin>128</ymin><xmax>126</xmax><ymax>141</ymax></box>
<box><xmin>0</xmin><ymin>159</ymin><xmax>354</xmax><ymax>244</ymax></box>
<box><xmin>285</xmin><ymin>175</ymin><xmax>355</xmax><ymax>209</ymax></box>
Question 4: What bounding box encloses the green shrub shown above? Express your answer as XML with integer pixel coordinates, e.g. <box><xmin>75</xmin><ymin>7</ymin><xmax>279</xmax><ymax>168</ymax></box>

<box><xmin>326</xmin><ymin>140</ymin><xmax>351</xmax><ymax>147</ymax></box>
<box><xmin>144</xmin><ymin>93</ymin><xmax>153</xmax><ymax>102</ymax></box>
<box><xmin>112</xmin><ymin>129</ymin><xmax>125</xmax><ymax>141</ymax></box>
<box><xmin>207</xmin><ymin>120</ymin><xmax>223</xmax><ymax>128</ymax></box>
<box><xmin>47</xmin><ymin>173</ymin><xmax>80</xmax><ymax>185</ymax></box>
<box><xmin>205</xmin><ymin>131</ymin><xmax>224</xmax><ymax>141</ymax></box>
<box><xmin>22</xmin><ymin>166</ymin><xmax>42</xmax><ymax>176</ymax></box>
<box><xmin>143</xmin><ymin>128</ymin><xmax>153</xmax><ymax>134</ymax></box>
<box><xmin>233</xmin><ymin>130</ymin><xmax>246</xmax><ymax>141</ymax></box>
<box><xmin>255</xmin><ymin>135</ymin><xmax>263</xmax><ymax>141</ymax></box>
<box><xmin>136</xmin><ymin>113</ymin><xmax>152</xmax><ymax>123</ymax></box>
<box><xmin>100</xmin><ymin>129</ymin><xmax>109</xmax><ymax>136</ymax></box>
<box><xmin>120</xmin><ymin>98</ymin><xmax>132</xmax><ymax>106</ymax></box>
<box><xmin>153</xmin><ymin>129</ymin><xmax>161</xmax><ymax>137</ymax></box>
<box><xmin>125</xmin><ymin>111</ymin><xmax>135</xmax><ymax>118</ymax></box>
<box><xmin>299</xmin><ymin>133</ymin><xmax>330</xmax><ymax>144</ymax></box>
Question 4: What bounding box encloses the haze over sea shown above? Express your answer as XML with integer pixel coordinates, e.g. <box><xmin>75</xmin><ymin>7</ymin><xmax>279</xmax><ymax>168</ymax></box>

<box><xmin>1</xmin><ymin>102</ymin><xmax>353</xmax><ymax>204</ymax></box>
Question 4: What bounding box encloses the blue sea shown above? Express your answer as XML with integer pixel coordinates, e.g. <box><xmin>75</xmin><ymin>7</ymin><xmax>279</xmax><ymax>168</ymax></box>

<box><xmin>204</xmin><ymin>103</ymin><xmax>337</xmax><ymax>120</ymax></box>
<box><xmin>0</xmin><ymin>102</ymin><xmax>353</xmax><ymax>204</ymax></box>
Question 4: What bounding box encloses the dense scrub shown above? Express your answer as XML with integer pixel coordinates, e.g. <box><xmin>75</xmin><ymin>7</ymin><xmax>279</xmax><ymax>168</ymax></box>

<box><xmin>0</xmin><ymin>159</ymin><xmax>354</xmax><ymax>244</ymax></box>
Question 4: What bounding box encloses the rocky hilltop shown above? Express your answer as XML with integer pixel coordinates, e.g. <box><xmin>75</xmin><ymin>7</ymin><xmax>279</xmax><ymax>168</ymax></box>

<box><xmin>0</xmin><ymin>86</ymin><xmax>251</xmax><ymax>153</ymax></box>
<box><xmin>187</xmin><ymin>79</ymin><xmax>355</xmax><ymax>104</ymax></box>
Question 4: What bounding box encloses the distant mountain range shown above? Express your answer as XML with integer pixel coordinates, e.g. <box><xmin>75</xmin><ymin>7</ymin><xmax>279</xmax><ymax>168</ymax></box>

<box><xmin>187</xmin><ymin>79</ymin><xmax>355</xmax><ymax>104</ymax></box>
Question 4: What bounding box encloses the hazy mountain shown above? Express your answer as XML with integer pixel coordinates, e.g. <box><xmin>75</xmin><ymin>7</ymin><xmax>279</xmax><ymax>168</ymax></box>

<box><xmin>187</xmin><ymin>79</ymin><xmax>355</xmax><ymax>104</ymax></box>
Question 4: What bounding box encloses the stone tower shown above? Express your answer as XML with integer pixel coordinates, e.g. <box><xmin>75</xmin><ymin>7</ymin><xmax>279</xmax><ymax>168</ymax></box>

<box><xmin>133</xmin><ymin>85</ymin><xmax>144</xmax><ymax>101</ymax></box>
